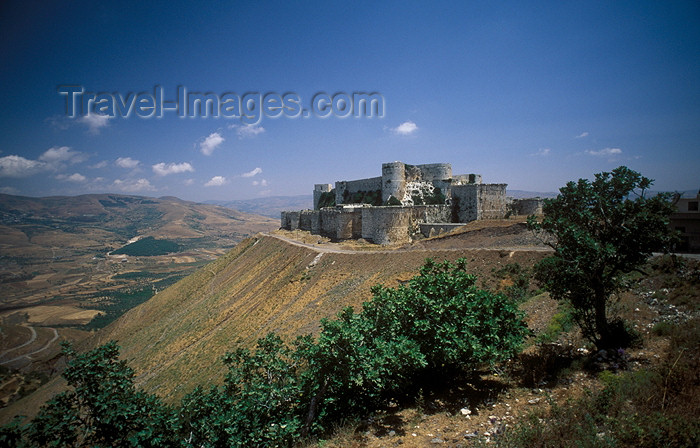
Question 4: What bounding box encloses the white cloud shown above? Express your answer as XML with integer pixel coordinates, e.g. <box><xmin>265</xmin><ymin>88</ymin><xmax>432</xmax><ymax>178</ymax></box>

<box><xmin>233</xmin><ymin>124</ymin><xmax>265</xmax><ymax>138</ymax></box>
<box><xmin>115</xmin><ymin>157</ymin><xmax>140</xmax><ymax>169</ymax></box>
<box><xmin>575</xmin><ymin>132</ymin><xmax>589</xmax><ymax>139</ymax></box>
<box><xmin>199</xmin><ymin>132</ymin><xmax>224</xmax><ymax>156</ymax></box>
<box><xmin>90</xmin><ymin>160</ymin><xmax>108</xmax><ymax>169</ymax></box>
<box><xmin>0</xmin><ymin>186</ymin><xmax>19</xmax><ymax>195</ymax></box>
<box><xmin>184</xmin><ymin>178</ymin><xmax>194</xmax><ymax>186</ymax></box>
<box><xmin>531</xmin><ymin>148</ymin><xmax>551</xmax><ymax>157</ymax></box>
<box><xmin>0</xmin><ymin>146</ymin><xmax>87</xmax><ymax>178</ymax></box>
<box><xmin>152</xmin><ymin>162</ymin><xmax>194</xmax><ymax>176</ymax></box>
<box><xmin>66</xmin><ymin>173</ymin><xmax>87</xmax><ymax>182</ymax></box>
<box><xmin>112</xmin><ymin>178</ymin><xmax>155</xmax><ymax>193</ymax></box>
<box><xmin>585</xmin><ymin>147</ymin><xmax>622</xmax><ymax>157</ymax></box>
<box><xmin>79</xmin><ymin>112</ymin><xmax>112</xmax><ymax>134</ymax></box>
<box><xmin>0</xmin><ymin>155</ymin><xmax>47</xmax><ymax>178</ymax></box>
<box><xmin>204</xmin><ymin>176</ymin><xmax>228</xmax><ymax>187</ymax></box>
<box><xmin>241</xmin><ymin>167</ymin><xmax>262</xmax><ymax>178</ymax></box>
<box><xmin>252</xmin><ymin>179</ymin><xmax>269</xmax><ymax>187</ymax></box>
<box><xmin>391</xmin><ymin>120</ymin><xmax>418</xmax><ymax>135</ymax></box>
<box><xmin>39</xmin><ymin>146</ymin><xmax>87</xmax><ymax>165</ymax></box>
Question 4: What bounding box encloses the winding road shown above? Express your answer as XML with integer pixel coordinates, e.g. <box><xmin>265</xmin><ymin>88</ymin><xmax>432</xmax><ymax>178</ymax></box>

<box><xmin>0</xmin><ymin>327</ymin><xmax>59</xmax><ymax>366</ymax></box>
<box><xmin>264</xmin><ymin>232</ymin><xmax>553</xmax><ymax>254</ymax></box>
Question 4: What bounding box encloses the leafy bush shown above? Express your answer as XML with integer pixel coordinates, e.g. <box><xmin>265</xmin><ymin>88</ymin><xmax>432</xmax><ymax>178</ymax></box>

<box><xmin>536</xmin><ymin>305</ymin><xmax>576</xmax><ymax>344</ymax></box>
<box><xmin>493</xmin><ymin>262</ymin><xmax>532</xmax><ymax>302</ymax></box>
<box><xmin>23</xmin><ymin>342</ymin><xmax>178</xmax><ymax>447</ymax></box>
<box><xmin>385</xmin><ymin>195</ymin><xmax>402</xmax><ymax>206</ymax></box>
<box><xmin>341</xmin><ymin>189</ymin><xmax>382</xmax><ymax>206</ymax></box>
<box><xmin>317</xmin><ymin>190</ymin><xmax>336</xmax><ymax>208</ymax></box>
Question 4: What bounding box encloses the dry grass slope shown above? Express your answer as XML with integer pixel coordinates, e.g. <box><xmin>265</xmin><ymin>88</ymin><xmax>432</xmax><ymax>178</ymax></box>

<box><xmin>83</xmin><ymin>234</ymin><xmax>548</xmax><ymax>402</ymax></box>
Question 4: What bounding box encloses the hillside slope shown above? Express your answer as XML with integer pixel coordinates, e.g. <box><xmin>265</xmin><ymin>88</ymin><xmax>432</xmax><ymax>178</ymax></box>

<box><xmin>84</xmin><ymin>234</ymin><xmax>548</xmax><ymax>401</ymax></box>
<box><xmin>1</xmin><ymin>227</ymin><xmax>549</xmax><ymax>421</ymax></box>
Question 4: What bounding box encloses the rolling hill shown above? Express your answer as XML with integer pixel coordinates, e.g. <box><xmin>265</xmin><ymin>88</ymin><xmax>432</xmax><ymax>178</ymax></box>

<box><xmin>0</xmin><ymin>223</ymin><xmax>550</xmax><ymax>422</ymax></box>
<box><xmin>0</xmin><ymin>193</ymin><xmax>278</xmax><ymax>311</ymax></box>
<box><xmin>0</xmin><ymin>193</ymin><xmax>279</xmax><ymax>407</ymax></box>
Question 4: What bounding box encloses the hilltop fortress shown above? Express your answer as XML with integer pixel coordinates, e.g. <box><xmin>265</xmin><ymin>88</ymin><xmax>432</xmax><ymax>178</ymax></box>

<box><xmin>281</xmin><ymin>161</ymin><xmax>542</xmax><ymax>244</ymax></box>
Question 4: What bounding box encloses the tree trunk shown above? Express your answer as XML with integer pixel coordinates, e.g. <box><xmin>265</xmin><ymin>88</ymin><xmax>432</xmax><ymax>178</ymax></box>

<box><xmin>300</xmin><ymin>377</ymin><xmax>328</xmax><ymax>438</ymax></box>
<box><xmin>593</xmin><ymin>283</ymin><xmax>610</xmax><ymax>348</ymax></box>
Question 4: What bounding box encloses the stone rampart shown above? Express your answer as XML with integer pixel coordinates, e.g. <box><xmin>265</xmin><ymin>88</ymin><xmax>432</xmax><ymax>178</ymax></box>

<box><xmin>452</xmin><ymin>184</ymin><xmax>480</xmax><ymax>222</ymax></box>
<box><xmin>280</xmin><ymin>211</ymin><xmax>301</xmax><ymax>230</ymax></box>
<box><xmin>319</xmin><ymin>209</ymin><xmax>339</xmax><ymax>238</ymax></box>
<box><xmin>452</xmin><ymin>174</ymin><xmax>482</xmax><ymax>185</ymax></box>
<box><xmin>479</xmin><ymin>184</ymin><xmax>508</xmax><ymax>219</ymax></box>
<box><xmin>361</xmin><ymin>206</ymin><xmax>413</xmax><ymax>245</ymax></box>
<box><xmin>335</xmin><ymin>177</ymin><xmax>382</xmax><ymax>205</ymax></box>
<box><xmin>416</xmin><ymin>163</ymin><xmax>452</xmax><ymax>181</ymax></box>
<box><xmin>510</xmin><ymin>198</ymin><xmax>544</xmax><ymax>216</ymax></box>
<box><xmin>451</xmin><ymin>183</ymin><xmax>507</xmax><ymax>222</ymax></box>
<box><xmin>336</xmin><ymin>207</ymin><xmax>363</xmax><ymax>239</ymax></box>
<box><xmin>411</xmin><ymin>205</ymin><xmax>452</xmax><ymax>223</ymax></box>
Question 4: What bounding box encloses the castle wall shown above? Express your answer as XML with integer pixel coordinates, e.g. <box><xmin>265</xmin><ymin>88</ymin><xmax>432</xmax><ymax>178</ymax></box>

<box><xmin>309</xmin><ymin>211</ymin><xmax>321</xmax><ymax>234</ymax></box>
<box><xmin>411</xmin><ymin>205</ymin><xmax>452</xmax><ymax>224</ymax></box>
<box><xmin>299</xmin><ymin>210</ymin><xmax>314</xmax><ymax>231</ymax></box>
<box><xmin>280</xmin><ymin>211</ymin><xmax>301</xmax><ymax>230</ymax></box>
<box><xmin>319</xmin><ymin>209</ymin><xmax>339</xmax><ymax>238</ymax></box>
<box><xmin>479</xmin><ymin>184</ymin><xmax>508</xmax><ymax>219</ymax></box>
<box><xmin>335</xmin><ymin>177</ymin><xmax>382</xmax><ymax>205</ymax></box>
<box><xmin>451</xmin><ymin>183</ymin><xmax>508</xmax><ymax>222</ymax></box>
<box><xmin>336</xmin><ymin>207</ymin><xmax>363</xmax><ymax>239</ymax></box>
<box><xmin>416</xmin><ymin>163</ymin><xmax>452</xmax><ymax>181</ymax></box>
<box><xmin>451</xmin><ymin>184</ymin><xmax>480</xmax><ymax>222</ymax></box>
<box><xmin>452</xmin><ymin>174</ymin><xmax>482</xmax><ymax>185</ymax></box>
<box><xmin>361</xmin><ymin>206</ymin><xmax>413</xmax><ymax>245</ymax></box>
<box><xmin>510</xmin><ymin>198</ymin><xmax>544</xmax><ymax>216</ymax></box>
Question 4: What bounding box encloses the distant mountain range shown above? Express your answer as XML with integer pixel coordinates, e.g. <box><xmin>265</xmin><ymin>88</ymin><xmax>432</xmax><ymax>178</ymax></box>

<box><xmin>205</xmin><ymin>195</ymin><xmax>312</xmax><ymax>218</ymax></box>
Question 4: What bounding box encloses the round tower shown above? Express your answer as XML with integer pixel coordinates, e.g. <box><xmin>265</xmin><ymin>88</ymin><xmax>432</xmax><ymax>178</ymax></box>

<box><xmin>382</xmin><ymin>161</ymin><xmax>406</xmax><ymax>204</ymax></box>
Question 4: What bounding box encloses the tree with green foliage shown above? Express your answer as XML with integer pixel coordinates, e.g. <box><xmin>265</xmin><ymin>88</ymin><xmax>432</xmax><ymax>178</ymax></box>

<box><xmin>24</xmin><ymin>341</ymin><xmax>178</xmax><ymax>447</ymax></box>
<box><xmin>528</xmin><ymin>166</ymin><xmax>677</xmax><ymax>348</ymax></box>
<box><xmin>300</xmin><ymin>258</ymin><xmax>528</xmax><ymax>434</ymax></box>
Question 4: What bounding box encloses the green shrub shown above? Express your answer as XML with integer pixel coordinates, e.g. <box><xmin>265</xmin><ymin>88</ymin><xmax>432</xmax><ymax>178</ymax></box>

<box><xmin>317</xmin><ymin>190</ymin><xmax>336</xmax><ymax>208</ymax></box>
<box><xmin>385</xmin><ymin>195</ymin><xmax>402</xmax><ymax>206</ymax></box>
<box><xmin>493</xmin><ymin>262</ymin><xmax>532</xmax><ymax>302</ymax></box>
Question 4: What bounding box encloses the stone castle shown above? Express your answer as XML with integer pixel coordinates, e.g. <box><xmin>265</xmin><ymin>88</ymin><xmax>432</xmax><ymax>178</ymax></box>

<box><xmin>281</xmin><ymin>161</ymin><xmax>542</xmax><ymax>244</ymax></box>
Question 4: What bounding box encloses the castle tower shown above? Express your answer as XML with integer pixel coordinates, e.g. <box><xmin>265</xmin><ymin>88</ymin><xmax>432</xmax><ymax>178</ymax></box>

<box><xmin>313</xmin><ymin>183</ymin><xmax>333</xmax><ymax>210</ymax></box>
<box><xmin>381</xmin><ymin>161</ymin><xmax>406</xmax><ymax>204</ymax></box>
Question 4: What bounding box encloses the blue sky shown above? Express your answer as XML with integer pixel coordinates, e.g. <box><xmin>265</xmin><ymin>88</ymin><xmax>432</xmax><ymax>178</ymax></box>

<box><xmin>0</xmin><ymin>0</ymin><xmax>698</xmax><ymax>201</ymax></box>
